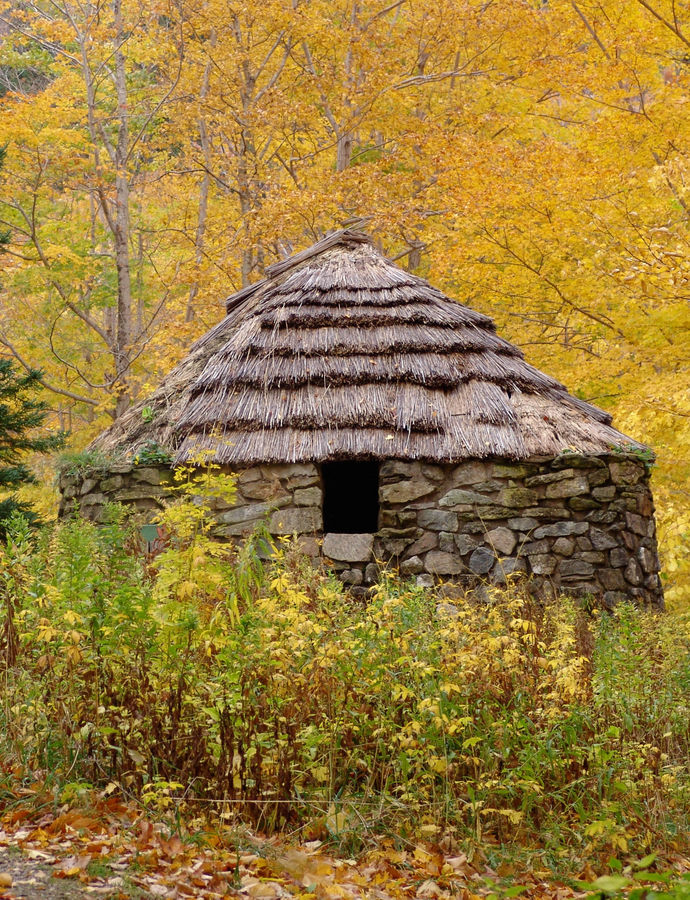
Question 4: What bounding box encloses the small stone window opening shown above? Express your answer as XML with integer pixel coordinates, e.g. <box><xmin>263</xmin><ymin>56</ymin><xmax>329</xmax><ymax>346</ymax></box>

<box><xmin>322</xmin><ymin>461</ymin><xmax>379</xmax><ymax>533</ymax></box>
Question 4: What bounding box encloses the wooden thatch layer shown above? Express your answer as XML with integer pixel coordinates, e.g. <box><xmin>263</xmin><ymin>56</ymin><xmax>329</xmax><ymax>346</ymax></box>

<box><xmin>91</xmin><ymin>228</ymin><xmax>646</xmax><ymax>465</ymax></box>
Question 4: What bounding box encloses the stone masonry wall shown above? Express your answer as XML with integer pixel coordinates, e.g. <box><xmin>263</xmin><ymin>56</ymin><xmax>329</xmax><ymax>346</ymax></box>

<box><xmin>374</xmin><ymin>455</ymin><xmax>663</xmax><ymax>608</ymax></box>
<box><xmin>58</xmin><ymin>461</ymin><xmax>323</xmax><ymax>542</ymax></box>
<box><xmin>58</xmin><ymin>453</ymin><xmax>663</xmax><ymax>608</ymax></box>
<box><xmin>59</xmin><ymin>461</ymin><xmax>174</xmax><ymax>520</ymax></box>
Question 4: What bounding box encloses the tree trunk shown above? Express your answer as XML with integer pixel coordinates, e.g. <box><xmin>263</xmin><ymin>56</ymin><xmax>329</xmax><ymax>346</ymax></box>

<box><xmin>186</xmin><ymin>32</ymin><xmax>215</xmax><ymax>322</ymax></box>
<box><xmin>112</xmin><ymin>0</ymin><xmax>132</xmax><ymax>418</ymax></box>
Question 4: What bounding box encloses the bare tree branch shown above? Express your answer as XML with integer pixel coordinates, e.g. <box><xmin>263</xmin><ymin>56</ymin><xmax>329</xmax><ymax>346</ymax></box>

<box><xmin>0</xmin><ymin>335</ymin><xmax>101</xmax><ymax>408</ymax></box>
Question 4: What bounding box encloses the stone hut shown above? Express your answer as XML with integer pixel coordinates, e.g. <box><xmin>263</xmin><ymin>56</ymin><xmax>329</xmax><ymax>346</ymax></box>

<box><xmin>59</xmin><ymin>229</ymin><xmax>663</xmax><ymax>607</ymax></box>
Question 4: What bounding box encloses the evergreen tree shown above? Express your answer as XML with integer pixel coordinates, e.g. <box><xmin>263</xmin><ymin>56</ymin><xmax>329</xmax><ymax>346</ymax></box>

<box><xmin>0</xmin><ymin>361</ymin><xmax>65</xmax><ymax>538</ymax></box>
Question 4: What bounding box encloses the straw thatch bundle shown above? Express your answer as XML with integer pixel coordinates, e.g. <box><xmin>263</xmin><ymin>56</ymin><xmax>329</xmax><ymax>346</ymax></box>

<box><xmin>92</xmin><ymin>229</ymin><xmax>644</xmax><ymax>465</ymax></box>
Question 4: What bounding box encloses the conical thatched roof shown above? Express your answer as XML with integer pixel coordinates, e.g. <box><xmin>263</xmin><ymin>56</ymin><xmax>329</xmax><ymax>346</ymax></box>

<box><xmin>92</xmin><ymin>229</ymin><xmax>645</xmax><ymax>465</ymax></box>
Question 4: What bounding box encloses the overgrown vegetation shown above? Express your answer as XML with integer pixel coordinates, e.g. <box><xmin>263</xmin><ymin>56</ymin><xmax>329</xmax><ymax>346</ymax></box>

<box><xmin>56</xmin><ymin>447</ymin><xmax>113</xmax><ymax>477</ymax></box>
<box><xmin>0</xmin><ymin>472</ymin><xmax>689</xmax><ymax>880</ymax></box>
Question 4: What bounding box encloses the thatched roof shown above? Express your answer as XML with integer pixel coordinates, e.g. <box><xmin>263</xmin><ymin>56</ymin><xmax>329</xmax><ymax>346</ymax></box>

<box><xmin>92</xmin><ymin>229</ymin><xmax>645</xmax><ymax>465</ymax></box>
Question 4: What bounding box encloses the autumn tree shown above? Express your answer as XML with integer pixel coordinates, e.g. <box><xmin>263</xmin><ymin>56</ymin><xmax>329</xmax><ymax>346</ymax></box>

<box><xmin>0</xmin><ymin>143</ymin><xmax>7</xmax><ymax>250</ymax></box>
<box><xmin>0</xmin><ymin>0</ymin><xmax>186</xmax><ymax>420</ymax></box>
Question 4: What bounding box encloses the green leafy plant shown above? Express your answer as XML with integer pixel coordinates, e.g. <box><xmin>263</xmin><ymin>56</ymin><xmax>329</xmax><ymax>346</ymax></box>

<box><xmin>0</xmin><ymin>489</ymin><xmax>689</xmax><ymax>869</ymax></box>
<box><xmin>132</xmin><ymin>441</ymin><xmax>172</xmax><ymax>466</ymax></box>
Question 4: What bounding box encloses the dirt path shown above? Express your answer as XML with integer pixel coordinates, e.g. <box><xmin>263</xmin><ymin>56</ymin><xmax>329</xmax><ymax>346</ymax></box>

<box><xmin>0</xmin><ymin>848</ymin><xmax>95</xmax><ymax>899</ymax></box>
<box><xmin>0</xmin><ymin>847</ymin><xmax>128</xmax><ymax>900</ymax></box>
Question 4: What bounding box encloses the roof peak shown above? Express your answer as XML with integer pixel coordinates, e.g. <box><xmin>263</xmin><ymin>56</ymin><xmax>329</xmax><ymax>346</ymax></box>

<box><xmin>224</xmin><ymin>227</ymin><xmax>376</xmax><ymax>313</ymax></box>
<box><xmin>264</xmin><ymin>228</ymin><xmax>372</xmax><ymax>279</ymax></box>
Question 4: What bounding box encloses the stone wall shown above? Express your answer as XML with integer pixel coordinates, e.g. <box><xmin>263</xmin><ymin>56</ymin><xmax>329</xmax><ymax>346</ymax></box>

<box><xmin>373</xmin><ymin>455</ymin><xmax>663</xmax><ymax>608</ymax></box>
<box><xmin>59</xmin><ymin>461</ymin><xmax>174</xmax><ymax>520</ymax></box>
<box><xmin>58</xmin><ymin>460</ymin><xmax>323</xmax><ymax>541</ymax></box>
<box><xmin>58</xmin><ymin>453</ymin><xmax>663</xmax><ymax>608</ymax></box>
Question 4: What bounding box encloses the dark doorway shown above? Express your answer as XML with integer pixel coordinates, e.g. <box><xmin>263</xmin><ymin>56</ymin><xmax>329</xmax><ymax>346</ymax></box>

<box><xmin>322</xmin><ymin>461</ymin><xmax>379</xmax><ymax>533</ymax></box>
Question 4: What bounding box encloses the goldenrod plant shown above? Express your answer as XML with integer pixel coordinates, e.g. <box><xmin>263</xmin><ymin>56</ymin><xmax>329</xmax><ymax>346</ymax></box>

<box><xmin>0</xmin><ymin>488</ymin><xmax>688</xmax><ymax>870</ymax></box>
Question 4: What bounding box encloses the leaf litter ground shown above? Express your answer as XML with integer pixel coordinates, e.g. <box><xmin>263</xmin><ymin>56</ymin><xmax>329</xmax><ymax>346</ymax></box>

<box><xmin>1</xmin><ymin>785</ymin><xmax>690</xmax><ymax>900</ymax></box>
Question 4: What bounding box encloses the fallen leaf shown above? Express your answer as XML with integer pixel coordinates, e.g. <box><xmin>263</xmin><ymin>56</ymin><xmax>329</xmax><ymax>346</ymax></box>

<box><xmin>54</xmin><ymin>866</ymin><xmax>81</xmax><ymax>878</ymax></box>
<box><xmin>417</xmin><ymin>879</ymin><xmax>443</xmax><ymax>898</ymax></box>
<box><xmin>246</xmin><ymin>878</ymin><xmax>281</xmax><ymax>898</ymax></box>
<box><xmin>444</xmin><ymin>854</ymin><xmax>469</xmax><ymax>872</ymax></box>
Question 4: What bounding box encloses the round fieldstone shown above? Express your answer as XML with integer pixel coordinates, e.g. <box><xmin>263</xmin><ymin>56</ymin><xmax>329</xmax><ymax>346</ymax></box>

<box><xmin>131</xmin><ymin>467</ymin><xmax>166</xmax><ymax>485</ymax></box>
<box><xmin>270</xmin><ymin>506</ymin><xmax>322</xmax><ymax>535</ymax></box>
<box><xmin>545</xmin><ymin>475</ymin><xmax>588</xmax><ymax>498</ymax></box>
<box><xmin>609</xmin><ymin>547</ymin><xmax>628</xmax><ymax>567</ymax></box>
<box><xmin>581</xmin><ymin>551</ymin><xmax>605</xmax><ymax>564</ymax></box>
<box><xmin>560</xmin><ymin>559</ymin><xmax>595</xmax><ymax>578</ymax></box>
<box><xmin>323</xmin><ymin>531</ymin><xmax>374</xmax><ymax>561</ymax></box>
<box><xmin>625</xmin><ymin>512</ymin><xmax>647</xmax><ymax>536</ymax></box>
<box><xmin>553</xmin><ymin>537</ymin><xmax>575</xmax><ymax>556</ymax></box>
<box><xmin>592</xmin><ymin>485</ymin><xmax>616</xmax><ymax>501</ymax></box>
<box><xmin>507</xmin><ymin>517</ymin><xmax>538</xmax><ymax>531</ymax></box>
<box><xmin>340</xmin><ymin>568</ymin><xmax>363</xmax><ymax>585</ymax></box>
<box><xmin>625</xmin><ymin>558</ymin><xmax>643</xmax><ymax>586</ymax></box>
<box><xmin>533</xmin><ymin>521</ymin><xmax>588</xmax><ymax>539</ymax></box>
<box><xmin>468</xmin><ymin>546</ymin><xmax>495</xmax><ymax>575</ymax></box>
<box><xmin>609</xmin><ymin>460</ymin><xmax>643</xmax><ymax>485</ymax></box>
<box><xmin>400</xmin><ymin>555</ymin><xmax>424</xmax><ymax>576</ymax></box>
<box><xmin>588</xmin><ymin>510</ymin><xmax>617</xmax><ymax>524</ymax></box>
<box><xmin>294</xmin><ymin>486</ymin><xmax>322</xmax><ymax>506</ymax></box>
<box><xmin>80</xmin><ymin>477</ymin><xmax>99</xmax><ymax>495</ymax></box>
<box><xmin>100</xmin><ymin>475</ymin><xmax>124</xmax><ymax>492</ymax></box>
<box><xmin>417</xmin><ymin>509</ymin><xmax>458</xmax><ymax>531</ymax></box>
<box><xmin>638</xmin><ymin>546</ymin><xmax>658</xmax><ymax>573</ymax></box>
<box><xmin>485</xmin><ymin>526</ymin><xmax>517</xmax><ymax>556</ymax></box>
<box><xmin>599</xmin><ymin>568</ymin><xmax>626</xmax><ymax>591</ymax></box>
<box><xmin>492</xmin><ymin>557</ymin><xmax>527</xmax><ymax>584</ymax></box>
<box><xmin>380</xmin><ymin>478</ymin><xmax>434</xmax><ymax>504</ymax></box>
<box><xmin>425</xmin><ymin>551</ymin><xmax>464</xmax><ymax>575</ymax></box>
<box><xmin>455</xmin><ymin>533</ymin><xmax>478</xmax><ymax>555</ymax></box>
<box><xmin>529</xmin><ymin>554</ymin><xmax>556</xmax><ymax>575</ymax></box>
<box><xmin>439</xmin><ymin>531</ymin><xmax>455</xmax><ymax>553</ymax></box>
<box><xmin>439</xmin><ymin>488</ymin><xmax>492</xmax><ymax>508</ymax></box>
<box><xmin>522</xmin><ymin>539</ymin><xmax>549</xmax><ymax>555</ymax></box>
<box><xmin>589</xmin><ymin>527</ymin><xmax>618</xmax><ymax>550</ymax></box>
<box><xmin>407</xmin><ymin>532</ymin><xmax>438</xmax><ymax>556</ymax></box>
<box><xmin>365</xmin><ymin>563</ymin><xmax>380</xmax><ymax>584</ymax></box>
<box><xmin>568</xmin><ymin>497</ymin><xmax>601</xmax><ymax>510</ymax></box>
<box><xmin>498</xmin><ymin>486</ymin><xmax>538</xmax><ymax>507</ymax></box>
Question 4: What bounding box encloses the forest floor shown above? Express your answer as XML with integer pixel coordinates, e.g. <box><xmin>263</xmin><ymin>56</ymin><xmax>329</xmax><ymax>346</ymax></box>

<box><xmin>1</xmin><ymin>787</ymin><xmax>690</xmax><ymax>900</ymax></box>
<box><xmin>0</xmin><ymin>846</ymin><xmax>91</xmax><ymax>899</ymax></box>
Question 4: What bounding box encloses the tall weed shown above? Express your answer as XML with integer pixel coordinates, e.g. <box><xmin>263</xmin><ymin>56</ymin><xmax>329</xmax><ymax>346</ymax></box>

<box><xmin>0</xmin><ymin>494</ymin><xmax>688</xmax><ymax>856</ymax></box>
